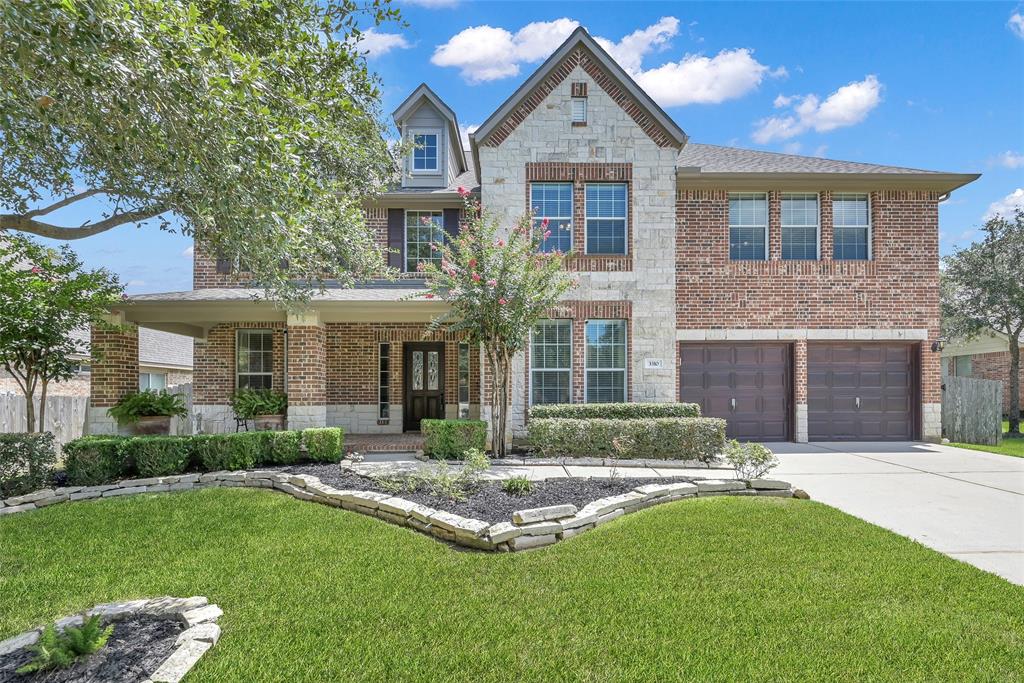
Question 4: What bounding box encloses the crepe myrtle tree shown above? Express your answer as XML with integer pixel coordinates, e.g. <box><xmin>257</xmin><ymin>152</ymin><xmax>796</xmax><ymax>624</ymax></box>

<box><xmin>0</xmin><ymin>235</ymin><xmax>124</xmax><ymax>432</ymax></box>
<box><xmin>941</xmin><ymin>208</ymin><xmax>1024</xmax><ymax>434</ymax></box>
<box><xmin>419</xmin><ymin>189</ymin><xmax>576</xmax><ymax>457</ymax></box>
<box><xmin>0</xmin><ymin>0</ymin><xmax>401</xmax><ymax>302</ymax></box>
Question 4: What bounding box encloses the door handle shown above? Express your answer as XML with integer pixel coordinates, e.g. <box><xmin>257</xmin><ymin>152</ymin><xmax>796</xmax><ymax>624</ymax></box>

<box><xmin>855</xmin><ymin>396</ymin><xmax>861</xmax><ymax>409</ymax></box>
<box><xmin>730</xmin><ymin>398</ymin><xmax>736</xmax><ymax>412</ymax></box>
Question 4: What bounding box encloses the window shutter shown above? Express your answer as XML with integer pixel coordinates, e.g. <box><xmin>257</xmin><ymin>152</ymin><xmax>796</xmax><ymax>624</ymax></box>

<box><xmin>215</xmin><ymin>255</ymin><xmax>232</xmax><ymax>274</ymax></box>
<box><xmin>443</xmin><ymin>208</ymin><xmax>461</xmax><ymax>241</ymax></box>
<box><xmin>387</xmin><ymin>209</ymin><xmax>404</xmax><ymax>270</ymax></box>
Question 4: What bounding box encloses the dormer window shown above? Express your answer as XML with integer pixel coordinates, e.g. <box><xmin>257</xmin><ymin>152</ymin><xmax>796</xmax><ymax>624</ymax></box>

<box><xmin>411</xmin><ymin>130</ymin><xmax>440</xmax><ymax>172</ymax></box>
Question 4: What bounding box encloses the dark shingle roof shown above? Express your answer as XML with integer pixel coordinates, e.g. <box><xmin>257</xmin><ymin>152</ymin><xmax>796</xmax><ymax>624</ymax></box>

<box><xmin>677</xmin><ymin>143</ymin><xmax>945</xmax><ymax>175</ymax></box>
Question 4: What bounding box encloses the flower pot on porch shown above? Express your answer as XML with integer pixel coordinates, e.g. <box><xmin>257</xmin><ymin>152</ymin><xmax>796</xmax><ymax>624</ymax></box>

<box><xmin>132</xmin><ymin>415</ymin><xmax>172</xmax><ymax>435</ymax></box>
<box><xmin>254</xmin><ymin>414</ymin><xmax>286</xmax><ymax>431</ymax></box>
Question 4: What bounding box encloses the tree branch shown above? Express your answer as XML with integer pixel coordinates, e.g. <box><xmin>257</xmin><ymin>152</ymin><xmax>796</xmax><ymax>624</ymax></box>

<box><xmin>0</xmin><ymin>205</ymin><xmax>168</xmax><ymax>240</ymax></box>
<box><xmin>22</xmin><ymin>189</ymin><xmax>108</xmax><ymax>219</ymax></box>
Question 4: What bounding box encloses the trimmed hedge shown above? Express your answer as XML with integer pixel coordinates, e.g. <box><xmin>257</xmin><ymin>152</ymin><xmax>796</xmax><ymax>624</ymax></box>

<box><xmin>528</xmin><ymin>402</ymin><xmax>701</xmax><ymax>420</ymax></box>
<box><xmin>124</xmin><ymin>436</ymin><xmax>194</xmax><ymax>478</ymax></box>
<box><xmin>0</xmin><ymin>432</ymin><xmax>57</xmax><ymax>498</ymax></box>
<box><xmin>526</xmin><ymin>417</ymin><xmax>726</xmax><ymax>462</ymax></box>
<box><xmin>422</xmin><ymin>420</ymin><xmax>488</xmax><ymax>460</ymax></box>
<box><xmin>266</xmin><ymin>430</ymin><xmax>302</xmax><ymax>465</ymax></box>
<box><xmin>193</xmin><ymin>432</ymin><xmax>266</xmax><ymax>472</ymax></box>
<box><xmin>63</xmin><ymin>436</ymin><xmax>131</xmax><ymax>486</ymax></box>
<box><xmin>302</xmin><ymin>428</ymin><xmax>344</xmax><ymax>463</ymax></box>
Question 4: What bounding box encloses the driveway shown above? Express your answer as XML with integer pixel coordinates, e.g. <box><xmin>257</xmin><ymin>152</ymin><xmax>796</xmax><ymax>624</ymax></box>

<box><xmin>773</xmin><ymin>442</ymin><xmax>1024</xmax><ymax>585</ymax></box>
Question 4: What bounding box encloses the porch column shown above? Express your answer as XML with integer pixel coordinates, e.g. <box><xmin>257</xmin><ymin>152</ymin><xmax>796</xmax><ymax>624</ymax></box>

<box><xmin>793</xmin><ymin>339</ymin><xmax>808</xmax><ymax>443</ymax></box>
<box><xmin>88</xmin><ymin>312</ymin><xmax>139</xmax><ymax>435</ymax></box>
<box><xmin>286</xmin><ymin>311</ymin><xmax>327</xmax><ymax>430</ymax></box>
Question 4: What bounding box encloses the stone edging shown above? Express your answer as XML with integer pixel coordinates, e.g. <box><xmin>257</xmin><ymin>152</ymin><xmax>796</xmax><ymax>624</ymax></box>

<box><xmin>413</xmin><ymin>454</ymin><xmax>726</xmax><ymax>469</ymax></box>
<box><xmin>1</xmin><ymin>471</ymin><xmax>800</xmax><ymax>552</ymax></box>
<box><xmin>0</xmin><ymin>596</ymin><xmax>222</xmax><ymax>683</ymax></box>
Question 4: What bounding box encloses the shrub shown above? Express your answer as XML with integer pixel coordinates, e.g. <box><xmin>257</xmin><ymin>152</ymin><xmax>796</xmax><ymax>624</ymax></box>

<box><xmin>502</xmin><ymin>475</ymin><xmax>532</xmax><ymax>496</ymax></box>
<box><xmin>230</xmin><ymin>389</ymin><xmax>288</xmax><ymax>419</ymax></box>
<box><xmin>63</xmin><ymin>436</ymin><xmax>131</xmax><ymax>486</ymax></box>
<box><xmin>723</xmin><ymin>440</ymin><xmax>779</xmax><ymax>479</ymax></box>
<box><xmin>121</xmin><ymin>436</ymin><xmax>192</xmax><ymax>478</ymax></box>
<box><xmin>17</xmin><ymin>615</ymin><xmax>113</xmax><ymax>675</ymax></box>
<box><xmin>528</xmin><ymin>402</ymin><xmax>701</xmax><ymax>420</ymax></box>
<box><xmin>194</xmin><ymin>432</ymin><xmax>264</xmax><ymax>471</ymax></box>
<box><xmin>108</xmin><ymin>390</ymin><xmax>187</xmax><ymax>423</ymax></box>
<box><xmin>302</xmin><ymin>428</ymin><xmax>344</xmax><ymax>463</ymax></box>
<box><xmin>0</xmin><ymin>432</ymin><xmax>57</xmax><ymax>498</ymax></box>
<box><xmin>527</xmin><ymin>417</ymin><xmax>726</xmax><ymax>462</ymax></box>
<box><xmin>266</xmin><ymin>430</ymin><xmax>301</xmax><ymax>464</ymax></box>
<box><xmin>422</xmin><ymin>420</ymin><xmax>487</xmax><ymax>460</ymax></box>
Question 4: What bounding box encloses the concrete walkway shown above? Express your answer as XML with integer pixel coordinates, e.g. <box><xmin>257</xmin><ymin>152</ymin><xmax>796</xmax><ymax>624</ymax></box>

<box><xmin>773</xmin><ymin>442</ymin><xmax>1024</xmax><ymax>586</ymax></box>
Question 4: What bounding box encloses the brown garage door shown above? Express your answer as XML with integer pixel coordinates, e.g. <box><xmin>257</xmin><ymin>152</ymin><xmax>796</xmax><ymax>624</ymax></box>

<box><xmin>678</xmin><ymin>343</ymin><xmax>791</xmax><ymax>441</ymax></box>
<box><xmin>807</xmin><ymin>343</ymin><xmax>917</xmax><ymax>441</ymax></box>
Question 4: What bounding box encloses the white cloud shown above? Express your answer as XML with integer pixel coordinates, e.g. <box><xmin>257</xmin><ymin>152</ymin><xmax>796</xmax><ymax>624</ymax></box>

<box><xmin>432</xmin><ymin>17</ymin><xmax>782</xmax><ymax>107</ymax></box>
<box><xmin>782</xmin><ymin>142</ymin><xmax>802</xmax><ymax>154</ymax></box>
<box><xmin>182</xmin><ymin>245</ymin><xmax>194</xmax><ymax>257</ymax></box>
<box><xmin>812</xmin><ymin>144</ymin><xmax>828</xmax><ymax>158</ymax></box>
<box><xmin>126</xmin><ymin>279</ymin><xmax>146</xmax><ymax>287</ymax></box>
<box><xmin>752</xmin><ymin>75</ymin><xmax>882</xmax><ymax>143</ymax></box>
<box><xmin>459</xmin><ymin>123</ymin><xmax>478</xmax><ymax>150</ymax></box>
<box><xmin>985</xmin><ymin>188</ymin><xmax>1024</xmax><ymax>219</ymax></box>
<box><xmin>1009</xmin><ymin>11</ymin><xmax>1024</xmax><ymax>38</ymax></box>
<box><xmin>354</xmin><ymin>28</ymin><xmax>411</xmax><ymax>58</ymax></box>
<box><xmin>993</xmin><ymin>150</ymin><xmax>1024</xmax><ymax>169</ymax></box>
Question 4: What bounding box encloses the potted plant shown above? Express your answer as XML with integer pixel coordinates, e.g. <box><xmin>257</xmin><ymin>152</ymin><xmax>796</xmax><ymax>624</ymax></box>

<box><xmin>231</xmin><ymin>389</ymin><xmax>288</xmax><ymax>431</ymax></box>
<box><xmin>108</xmin><ymin>390</ymin><xmax>188</xmax><ymax>435</ymax></box>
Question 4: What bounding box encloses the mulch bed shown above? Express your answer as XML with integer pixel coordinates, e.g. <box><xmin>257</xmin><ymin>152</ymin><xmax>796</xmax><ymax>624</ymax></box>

<box><xmin>286</xmin><ymin>463</ymin><xmax>699</xmax><ymax>524</ymax></box>
<box><xmin>0</xmin><ymin>615</ymin><xmax>184</xmax><ymax>683</ymax></box>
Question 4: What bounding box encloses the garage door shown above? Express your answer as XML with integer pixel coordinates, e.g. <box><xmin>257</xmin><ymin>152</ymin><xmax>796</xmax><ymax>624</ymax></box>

<box><xmin>678</xmin><ymin>343</ymin><xmax>791</xmax><ymax>441</ymax></box>
<box><xmin>807</xmin><ymin>343</ymin><xmax>916</xmax><ymax>441</ymax></box>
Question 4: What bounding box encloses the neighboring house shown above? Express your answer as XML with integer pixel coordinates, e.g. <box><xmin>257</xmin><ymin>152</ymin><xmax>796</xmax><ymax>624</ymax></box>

<box><xmin>943</xmin><ymin>331</ymin><xmax>1023</xmax><ymax>417</ymax></box>
<box><xmin>0</xmin><ymin>327</ymin><xmax>193</xmax><ymax>397</ymax></box>
<box><xmin>89</xmin><ymin>28</ymin><xmax>978</xmax><ymax>442</ymax></box>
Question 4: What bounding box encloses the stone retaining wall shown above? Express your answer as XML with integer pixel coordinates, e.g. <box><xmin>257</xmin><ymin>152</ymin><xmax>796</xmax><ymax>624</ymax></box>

<box><xmin>0</xmin><ymin>470</ymin><xmax>798</xmax><ymax>553</ymax></box>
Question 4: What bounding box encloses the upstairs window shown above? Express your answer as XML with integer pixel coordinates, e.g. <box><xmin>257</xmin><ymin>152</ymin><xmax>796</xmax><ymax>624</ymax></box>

<box><xmin>571</xmin><ymin>98</ymin><xmax>587</xmax><ymax>124</ymax></box>
<box><xmin>781</xmin><ymin>193</ymin><xmax>819</xmax><ymax>260</ymax></box>
<box><xmin>405</xmin><ymin>211</ymin><xmax>444</xmax><ymax>272</ymax></box>
<box><xmin>729</xmin><ymin>193</ymin><xmax>767</xmax><ymax>260</ymax></box>
<box><xmin>531</xmin><ymin>182</ymin><xmax>573</xmax><ymax>253</ymax></box>
<box><xmin>585</xmin><ymin>183</ymin><xmax>627</xmax><ymax>255</ymax></box>
<box><xmin>585</xmin><ymin>320</ymin><xmax>627</xmax><ymax>403</ymax></box>
<box><xmin>237</xmin><ymin>329</ymin><xmax>274</xmax><ymax>390</ymax></box>
<box><xmin>833</xmin><ymin>193</ymin><xmax>871</xmax><ymax>260</ymax></box>
<box><xmin>530</xmin><ymin>320</ymin><xmax>571</xmax><ymax>405</ymax></box>
<box><xmin>411</xmin><ymin>132</ymin><xmax>438</xmax><ymax>172</ymax></box>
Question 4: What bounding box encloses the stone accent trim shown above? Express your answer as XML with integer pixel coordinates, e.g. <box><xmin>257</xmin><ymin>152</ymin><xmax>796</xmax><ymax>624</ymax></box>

<box><xmin>675</xmin><ymin>328</ymin><xmax>930</xmax><ymax>341</ymax></box>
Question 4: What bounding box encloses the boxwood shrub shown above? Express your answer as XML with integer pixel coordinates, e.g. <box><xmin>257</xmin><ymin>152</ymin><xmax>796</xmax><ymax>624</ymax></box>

<box><xmin>265</xmin><ymin>430</ymin><xmax>301</xmax><ymax>465</ymax></box>
<box><xmin>193</xmin><ymin>432</ymin><xmax>266</xmax><ymax>471</ymax></box>
<box><xmin>526</xmin><ymin>417</ymin><xmax>726</xmax><ymax>462</ymax></box>
<box><xmin>0</xmin><ymin>432</ymin><xmax>57</xmax><ymax>498</ymax></box>
<box><xmin>422</xmin><ymin>419</ymin><xmax>488</xmax><ymax>460</ymax></box>
<box><xmin>528</xmin><ymin>402</ymin><xmax>701</xmax><ymax>420</ymax></box>
<box><xmin>122</xmin><ymin>436</ymin><xmax>193</xmax><ymax>478</ymax></box>
<box><xmin>302</xmin><ymin>428</ymin><xmax>344</xmax><ymax>463</ymax></box>
<box><xmin>63</xmin><ymin>436</ymin><xmax>131</xmax><ymax>486</ymax></box>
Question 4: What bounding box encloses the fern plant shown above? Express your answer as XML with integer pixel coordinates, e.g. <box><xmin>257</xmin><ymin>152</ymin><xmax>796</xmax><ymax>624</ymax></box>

<box><xmin>501</xmin><ymin>476</ymin><xmax>533</xmax><ymax>496</ymax></box>
<box><xmin>15</xmin><ymin>615</ymin><xmax>113</xmax><ymax>674</ymax></box>
<box><xmin>63</xmin><ymin>614</ymin><xmax>113</xmax><ymax>656</ymax></box>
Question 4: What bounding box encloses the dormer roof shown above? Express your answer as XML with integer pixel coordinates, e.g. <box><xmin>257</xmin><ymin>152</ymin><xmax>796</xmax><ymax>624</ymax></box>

<box><xmin>391</xmin><ymin>83</ymin><xmax>467</xmax><ymax>175</ymax></box>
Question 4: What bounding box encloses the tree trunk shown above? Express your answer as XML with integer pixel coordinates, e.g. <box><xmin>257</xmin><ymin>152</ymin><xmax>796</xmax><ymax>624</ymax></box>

<box><xmin>484</xmin><ymin>344</ymin><xmax>512</xmax><ymax>458</ymax></box>
<box><xmin>39</xmin><ymin>379</ymin><xmax>49</xmax><ymax>434</ymax></box>
<box><xmin>24</xmin><ymin>383</ymin><xmax>36</xmax><ymax>432</ymax></box>
<box><xmin>1009</xmin><ymin>333</ymin><xmax>1021</xmax><ymax>435</ymax></box>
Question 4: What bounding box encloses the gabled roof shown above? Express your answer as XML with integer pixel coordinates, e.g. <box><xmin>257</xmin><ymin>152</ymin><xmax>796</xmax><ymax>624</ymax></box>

<box><xmin>391</xmin><ymin>83</ymin><xmax>467</xmax><ymax>175</ymax></box>
<box><xmin>470</xmin><ymin>26</ymin><xmax>688</xmax><ymax>172</ymax></box>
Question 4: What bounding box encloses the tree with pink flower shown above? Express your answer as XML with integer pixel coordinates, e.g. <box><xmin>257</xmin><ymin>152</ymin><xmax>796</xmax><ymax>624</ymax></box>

<box><xmin>418</xmin><ymin>189</ymin><xmax>575</xmax><ymax>457</ymax></box>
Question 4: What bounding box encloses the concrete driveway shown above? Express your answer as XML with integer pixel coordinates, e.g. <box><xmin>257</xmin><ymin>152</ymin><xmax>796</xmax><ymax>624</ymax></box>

<box><xmin>773</xmin><ymin>442</ymin><xmax>1024</xmax><ymax>585</ymax></box>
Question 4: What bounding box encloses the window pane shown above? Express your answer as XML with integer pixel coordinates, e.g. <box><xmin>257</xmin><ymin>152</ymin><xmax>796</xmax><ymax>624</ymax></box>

<box><xmin>586</xmin><ymin>370</ymin><xmax>625</xmax><ymax>403</ymax></box>
<box><xmin>571</xmin><ymin>98</ymin><xmax>587</xmax><ymax>123</ymax></box>
<box><xmin>781</xmin><ymin>193</ymin><xmax>818</xmax><ymax>260</ymax></box>
<box><xmin>585</xmin><ymin>320</ymin><xmax>626</xmax><ymax>403</ymax></box>
<box><xmin>728</xmin><ymin>193</ymin><xmax>767</xmax><ymax>260</ymax></box>
<box><xmin>832</xmin><ymin>194</ymin><xmax>869</xmax><ymax>227</ymax></box>
<box><xmin>413</xmin><ymin>133</ymin><xmax>438</xmax><ymax>170</ymax></box>
<box><xmin>405</xmin><ymin>211</ymin><xmax>444</xmax><ymax>272</ymax></box>
<box><xmin>834</xmin><ymin>227</ymin><xmax>869</xmax><ymax>260</ymax></box>
<box><xmin>585</xmin><ymin>184</ymin><xmax>627</xmax><ymax>255</ymax></box>
<box><xmin>531</xmin><ymin>183</ymin><xmax>573</xmax><ymax>253</ymax></box>
<box><xmin>237</xmin><ymin>330</ymin><xmax>274</xmax><ymax>390</ymax></box>
<box><xmin>427</xmin><ymin>351</ymin><xmax>439</xmax><ymax>390</ymax></box>
<box><xmin>412</xmin><ymin>351</ymin><xmax>423</xmax><ymax>390</ymax></box>
<box><xmin>150</xmin><ymin>373</ymin><xmax>167</xmax><ymax>390</ymax></box>
<box><xmin>531</xmin><ymin>320</ymin><xmax>571</xmax><ymax>405</ymax></box>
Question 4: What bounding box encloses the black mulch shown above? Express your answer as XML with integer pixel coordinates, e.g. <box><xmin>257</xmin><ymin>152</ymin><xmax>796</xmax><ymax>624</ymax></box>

<box><xmin>0</xmin><ymin>615</ymin><xmax>185</xmax><ymax>683</ymax></box>
<box><xmin>286</xmin><ymin>463</ymin><xmax>698</xmax><ymax>524</ymax></box>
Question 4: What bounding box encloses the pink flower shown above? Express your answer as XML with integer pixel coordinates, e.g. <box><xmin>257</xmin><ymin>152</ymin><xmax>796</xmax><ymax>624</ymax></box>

<box><xmin>471</xmin><ymin>272</ymin><xmax>482</xmax><ymax>282</ymax></box>
<box><xmin>420</xmin><ymin>215</ymin><xmax>431</xmax><ymax>225</ymax></box>
<box><xmin>543</xmin><ymin>230</ymin><xmax>552</xmax><ymax>239</ymax></box>
<box><xmin>425</xmin><ymin>293</ymin><xmax>435</xmax><ymax>299</ymax></box>
<box><xmin>496</xmin><ymin>239</ymin><xmax>505</xmax><ymax>247</ymax></box>
<box><xmin>416</xmin><ymin>261</ymin><xmax>426</xmax><ymax>272</ymax></box>
<box><xmin>468</xmin><ymin>258</ymin><xmax>477</xmax><ymax>268</ymax></box>
<box><xmin>498</xmin><ymin>297</ymin><xmax>508</xmax><ymax>305</ymax></box>
<box><xmin>541</xmin><ymin>217</ymin><xmax>549</xmax><ymax>228</ymax></box>
<box><xmin>30</xmin><ymin>266</ymin><xmax>41</xmax><ymax>274</ymax></box>
<box><xmin>486</xmin><ymin>279</ymin><xmax>497</xmax><ymax>287</ymax></box>
<box><xmin>429</xmin><ymin>243</ymin><xmax>438</xmax><ymax>251</ymax></box>
<box><xmin>457</xmin><ymin>186</ymin><xmax>470</xmax><ymax>197</ymax></box>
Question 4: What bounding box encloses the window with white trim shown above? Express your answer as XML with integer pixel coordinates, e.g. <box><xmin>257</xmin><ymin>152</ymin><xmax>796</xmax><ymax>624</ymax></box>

<box><xmin>236</xmin><ymin>329</ymin><xmax>274</xmax><ymax>390</ymax></box>
<box><xmin>729</xmin><ymin>192</ymin><xmax>768</xmax><ymax>260</ymax></box>
<box><xmin>585</xmin><ymin>183</ymin><xmax>627</xmax><ymax>255</ymax></box>
<box><xmin>531</xmin><ymin>182</ymin><xmax>573</xmax><ymax>253</ymax></box>
<box><xmin>781</xmin><ymin>193</ymin><xmax>819</xmax><ymax>260</ymax></box>
<box><xmin>571</xmin><ymin>97</ymin><xmax>587</xmax><ymax>123</ymax></box>
<box><xmin>405</xmin><ymin>210</ymin><xmax>444</xmax><ymax>272</ymax></box>
<box><xmin>139</xmin><ymin>372</ymin><xmax>167</xmax><ymax>391</ymax></box>
<box><xmin>378</xmin><ymin>343</ymin><xmax>390</xmax><ymax>420</ymax></box>
<box><xmin>411</xmin><ymin>132</ymin><xmax>439</xmax><ymax>172</ymax></box>
<box><xmin>833</xmin><ymin>193</ymin><xmax>871</xmax><ymax>260</ymax></box>
<box><xmin>530</xmin><ymin>320</ymin><xmax>571</xmax><ymax>405</ymax></box>
<box><xmin>585</xmin><ymin>320</ymin><xmax>626</xmax><ymax>403</ymax></box>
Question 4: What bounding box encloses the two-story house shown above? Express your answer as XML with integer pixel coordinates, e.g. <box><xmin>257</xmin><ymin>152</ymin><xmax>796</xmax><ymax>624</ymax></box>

<box><xmin>89</xmin><ymin>28</ymin><xmax>978</xmax><ymax>444</ymax></box>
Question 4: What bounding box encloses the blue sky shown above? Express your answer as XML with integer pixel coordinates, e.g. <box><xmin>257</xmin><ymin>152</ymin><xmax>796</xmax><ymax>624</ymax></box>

<box><xmin>36</xmin><ymin>0</ymin><xmax>1024</xmax><ymax>294</ymax></box>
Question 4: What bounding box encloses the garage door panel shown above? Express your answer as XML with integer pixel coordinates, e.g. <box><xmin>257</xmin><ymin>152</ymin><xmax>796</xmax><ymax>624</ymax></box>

<box><xmin>705</xmin><ymin>347</ymin><xmax>734</xmax><ymax>363</ymax></box>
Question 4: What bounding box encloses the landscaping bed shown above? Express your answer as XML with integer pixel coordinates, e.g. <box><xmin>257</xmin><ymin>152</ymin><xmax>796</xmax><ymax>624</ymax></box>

<box><xmin>287</xmin><ymin>463</ymin><xmax>700</xmax><ymax>524</ymax></box>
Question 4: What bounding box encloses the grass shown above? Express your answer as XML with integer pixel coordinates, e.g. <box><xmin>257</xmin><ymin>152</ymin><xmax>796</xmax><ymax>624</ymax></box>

<box><xmin>951</xmin><ymin>420</ymin><xmax>1024</xmax><ymax>458</ymax></box>
<box><xmin>2</xmin><ymin>489</ymin><xmax>1022</xmax><ymax>681</ymax></box>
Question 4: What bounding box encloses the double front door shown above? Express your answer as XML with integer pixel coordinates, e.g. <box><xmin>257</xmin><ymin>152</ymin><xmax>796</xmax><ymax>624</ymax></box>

<box><xmin>404</xmin><ymin>342</ymin><xmax>445</xmax><ymax>431</ymax></box>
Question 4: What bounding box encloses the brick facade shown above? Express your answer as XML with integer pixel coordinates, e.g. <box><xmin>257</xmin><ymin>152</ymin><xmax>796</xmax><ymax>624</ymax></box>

<box><xmin>954</xmin><ymin>350</ymin><xmax>1024</xmax><ymax>416</ymax></box>
<box><xmin>193</xmin><ymin>323</ymin><xmax>286</xmax><ymax>405</ymax></box>
<box><xmin>287</xmin><ymin>325</ymin><xmax>327</xmax><ymax>406</ymax></box>
<box><xmin>90</xmin><ymin>324</ymin><xmax>139</xmax><ymax>407</ymax></box>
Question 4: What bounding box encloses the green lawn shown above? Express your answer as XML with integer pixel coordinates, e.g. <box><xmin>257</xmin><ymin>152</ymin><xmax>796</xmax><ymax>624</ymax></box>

<box><xmin>952</xmin><ymin>421</ymin><xmax>1024</xmax><ymax>458</ymax></box>
<box><xmin>1</xmin><ymin>490</ymin><xmax>1022</xmax><ymax>681</ymax></box>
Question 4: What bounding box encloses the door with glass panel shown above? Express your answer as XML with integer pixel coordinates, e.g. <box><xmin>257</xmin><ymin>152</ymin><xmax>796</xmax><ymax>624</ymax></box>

<box><xmin>403</xmin><ymin>342</ymin><xmax>445</xmax><ymax>431</ymax></box>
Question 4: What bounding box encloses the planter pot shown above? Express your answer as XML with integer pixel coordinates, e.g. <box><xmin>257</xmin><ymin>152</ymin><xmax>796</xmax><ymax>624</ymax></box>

<box><xmin>133</xmin><ymin>415</ymin><xmax>172</xmax><ymax>435</ymax></box>
<box><xmin>253</xmin><ymin>414</ymin><xmax>286</xmax><ymax>431</ymax></box>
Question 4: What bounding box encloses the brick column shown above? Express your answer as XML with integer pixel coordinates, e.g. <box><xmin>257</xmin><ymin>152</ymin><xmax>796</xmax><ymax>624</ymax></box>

<box><xmin>88</xmin><ymin>312</ymin><xmax>139</xmax><ymax>434</ymax></box>
<box><xmin>793</xmin><ymin>338</ymin><xmax>808</xmax><ymax>442</ymax></box>
<box><xmin>768</xmin><ymin>190</ymin><xmax>782</xmax><ymax>261</ymax></box>
<box><xmin>819</xmin><ymin>191</ymin><xmax>833</xmax><ymax>261</ymax></box>
<box><xmin>286</xmin><ymin>312</ymin><xmax>327</xmax><ymax>430</ymax></box>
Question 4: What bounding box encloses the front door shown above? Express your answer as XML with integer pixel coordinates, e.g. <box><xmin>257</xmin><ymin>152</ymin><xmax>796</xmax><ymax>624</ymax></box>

<box><xmin>404</xmin><ymin>342</ymin><xmax>445</xmax><ymax>431</ymax></box>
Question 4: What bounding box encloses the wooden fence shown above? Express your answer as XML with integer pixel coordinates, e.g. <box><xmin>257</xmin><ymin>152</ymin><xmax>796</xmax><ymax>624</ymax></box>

<box><xmin>942</xmin><ymin>376</ymin><xmax>1003</xmax><ymax>445</ymax></box>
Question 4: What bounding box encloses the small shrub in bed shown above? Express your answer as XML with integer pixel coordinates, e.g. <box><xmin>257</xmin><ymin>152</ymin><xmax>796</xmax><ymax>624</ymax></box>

<box><xmin>121</xmin><ymin>436</ymin><xmax>193</xmax><ymax>478</ymax></box>
<box><xmin>17</xmin><ymin>614</ymin><xmax>113</xmax><ymax>674</ymax></box>
<box><xmin>0</xmin><ymin>432</ymin><xmax>57</xmax><ymax>498</ymax></box>
<box><xmin>723</xmin><ymin>440</ymin><xmax>779</xmax><ymax>479</ymax></box>
<box><xmin>63</xmin><ymin>436</ymin><xmax>131</xmax><ymax>486</ymax></box>
<box><xmin>528</xmin><ymin>402</ymin><xmax>701</xmax><ymax>420</ymax></box>
<box><xmin>527</xmin><ymin>417</ymin><xmax>726</xmax><ymax>462</ymax></box>
<box><xmin>194</xmin><ymin>433</ymin><xmax>264</xmax><ymax>471</ymax></box>
<box><xmin>422</xmin><ymin>419</ymin><xmax>487</xmax><ymax>459</ymax></box>
<box><xmin>302</xmin><ymin>428</ymin><xmax>344</xmax><ymax>463</ymax></box>
<box><xmin>502</xmin><ymin>475</ymin><xmax>532</xmax><ymax>496</ymax></box>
